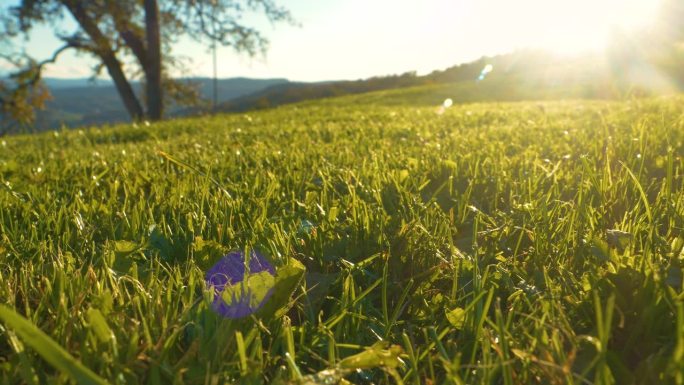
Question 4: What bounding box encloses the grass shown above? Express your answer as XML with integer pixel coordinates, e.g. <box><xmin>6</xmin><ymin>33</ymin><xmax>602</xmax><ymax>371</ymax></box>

<box><xmin>0</xmin><ymin>85</ymin><xmax>683</xmax><ymax>384</ymax></box>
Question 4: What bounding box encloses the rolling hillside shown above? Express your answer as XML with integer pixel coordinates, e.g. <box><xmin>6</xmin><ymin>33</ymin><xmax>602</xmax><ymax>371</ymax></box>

<box><xmin>1</xmin><ymin>84</ymin><xmax>683</xmax><ymax>384</ymax></box>
<box><xmin>34</xmin><ymin>77</ymin><xmax>289</xmax><ymax>130</ymax></box>
<box><xmin>23</xmin><ymin>49</ymin><xmax>682</xmax><ymax>133</ymax></box>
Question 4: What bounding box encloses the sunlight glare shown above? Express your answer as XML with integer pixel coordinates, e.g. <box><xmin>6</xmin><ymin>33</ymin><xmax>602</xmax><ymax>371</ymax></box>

<box><xmin>463</xmin><ymin>0</ymin><xmax>662</xmax><ymax>54</ymax></box>
<box><xmin>478</xmin><ymin>64</ymin><xmax>494</xmax><ymax>81</ymax></box>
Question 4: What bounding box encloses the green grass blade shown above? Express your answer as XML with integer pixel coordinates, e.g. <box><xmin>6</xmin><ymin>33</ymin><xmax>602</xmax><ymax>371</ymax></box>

<box><xmin>0</xmin><ymin>305</ymin><xmax>109</xmax><ymax>385</ymax></box>
<box><xmin>620</xmin><ymin>161</ymin><xmax>653</xmax><ymax>223</ymax></box>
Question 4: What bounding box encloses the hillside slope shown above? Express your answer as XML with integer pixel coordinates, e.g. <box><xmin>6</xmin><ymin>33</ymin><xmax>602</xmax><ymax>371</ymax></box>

<box><xmin>33</xmin><ymin>77</ymin><xmax>289</xmax><ymax>130</ymax></box>
<box><xmin>1</xmin><ymin>86</ymin><xmax>683</xmax><ymax>384</ymax></box>
<box><xmin>24</xmin><ymin>49</ymin><xmax>683</xmax><ymax>133</ymax></box>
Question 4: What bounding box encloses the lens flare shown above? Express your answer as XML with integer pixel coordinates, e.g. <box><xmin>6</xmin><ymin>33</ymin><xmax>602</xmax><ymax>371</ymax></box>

<box><xmin>478</xmin><ymin>64</ymin><xmax>494</xmax><ymax>81</ymax></box>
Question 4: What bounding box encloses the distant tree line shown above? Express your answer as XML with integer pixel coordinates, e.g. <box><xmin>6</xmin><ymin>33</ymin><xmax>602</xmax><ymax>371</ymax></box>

<box><xmin>214</xmin><ymin>72</ymin><xmax>427</xmax><ymax>112</ymax></box>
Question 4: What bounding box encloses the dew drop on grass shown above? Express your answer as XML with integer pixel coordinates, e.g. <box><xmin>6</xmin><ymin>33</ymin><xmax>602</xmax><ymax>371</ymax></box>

<box><xmin>298</xmin><ymin>219</ymin><xmax>316</xmax><ymax>235</ymax></box>
<box><xmin>636</xmin><ymin>154</ymin><xmax>642</xmax><ymax>159</ymax></box>
<box><xmin>205</xmin><ymin>250</ymin><xmax>275</xmax><ymax>318</ymax></box>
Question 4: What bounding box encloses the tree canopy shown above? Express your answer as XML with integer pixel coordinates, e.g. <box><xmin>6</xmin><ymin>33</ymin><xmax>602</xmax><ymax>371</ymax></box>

<box><xmin>0</xmin><ymin>0</ymin><xmax>295</xmax><ymax>134</ymax></box>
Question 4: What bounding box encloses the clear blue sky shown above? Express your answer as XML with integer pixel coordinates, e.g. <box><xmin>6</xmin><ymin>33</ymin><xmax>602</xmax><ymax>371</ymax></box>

<box><xmin>2</xmin><ymin>0</ymin><xmax>662</xmax><ymax>81</ymax></box>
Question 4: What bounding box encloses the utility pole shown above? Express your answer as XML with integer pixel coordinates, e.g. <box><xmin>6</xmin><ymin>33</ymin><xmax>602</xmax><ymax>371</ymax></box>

<box><xmin>211</xmin><ymin>17</ymin><xmax>218</xmax><ymax>111</ymax></box>
<box><xmin>212</xmin><ymin>38</ymin><xmax>217</xmax><ymax>111</ymax></box>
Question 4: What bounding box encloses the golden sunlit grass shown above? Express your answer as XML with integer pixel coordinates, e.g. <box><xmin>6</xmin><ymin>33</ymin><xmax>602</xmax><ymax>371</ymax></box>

<box><xmin>1</xmin><ymin>83</ymin><xmax>683</xmax><ymax>384</ymax></box>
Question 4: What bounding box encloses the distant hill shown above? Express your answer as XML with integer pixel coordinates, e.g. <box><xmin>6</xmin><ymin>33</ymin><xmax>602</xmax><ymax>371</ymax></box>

<box><xmin>24</xmin><ymin>49</ymin><xmax>684</xmax><ymax>131</ymax></box>
<box><xmin>35</xmin><ymin>77</ymin><xmax>289</xmax><ymax>130</ymax></box>
<box><xmin>43</xmin><ymin>78</ymin><xmax>112</xmax><ymax>89</ymax></box>
<box><xmin>217</xmin><ymin>50</ymin><xmax>680</xmax><ymax>114</ymax></box>
<box><xmin>215</xmin><ymin>74</ymin><xmax>422</xmax><ymax>113</ymax></box>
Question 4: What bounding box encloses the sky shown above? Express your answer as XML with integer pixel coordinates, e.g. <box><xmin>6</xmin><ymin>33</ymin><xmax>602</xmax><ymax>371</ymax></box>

<box><xmin>1</xmin><ymin>0</ymin><xmax>664</xmax><ymax>82</ymax></box>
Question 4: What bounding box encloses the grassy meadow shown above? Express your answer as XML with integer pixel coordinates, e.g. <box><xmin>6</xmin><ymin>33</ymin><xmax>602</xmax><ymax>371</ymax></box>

<box><xmin>1</xmin><ymin>85</ymin><xmax>684</xmax><ymax>384</ymax></box>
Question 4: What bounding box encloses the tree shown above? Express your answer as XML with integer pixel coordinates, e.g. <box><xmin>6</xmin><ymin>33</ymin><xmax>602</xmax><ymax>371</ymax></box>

<box><xmin>0</xmin><ymin>0</ymin><xmax>294</xmax><ymax>131</ymax></box>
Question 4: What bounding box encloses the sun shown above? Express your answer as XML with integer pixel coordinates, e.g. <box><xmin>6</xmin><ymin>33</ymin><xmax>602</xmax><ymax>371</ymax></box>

<box><xmin>467</xmin><ymin>0</ymin><xmax>663</xmax><ymax>55</ymax></box>
<box><xmin>527</xmin><ymin>0</ymin><xmax>661</xmax><ymax>54</ymax></box>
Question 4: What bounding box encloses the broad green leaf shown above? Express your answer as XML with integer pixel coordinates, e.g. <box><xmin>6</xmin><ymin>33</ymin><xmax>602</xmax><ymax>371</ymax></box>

<box><xmin>290</xmin><ymin>368</ymin><xmax>346</xmax><ymax>385</ymax></box>
<box><xmin>256</xmin><ymin>258</ymin><xmax>306</xmax><ymax>319</ymax></box>
<box><xmin>0</xmin><ymin>305</ymin><xmax>108</xmax><ymax>385</ymax></box>
<box><xmin>113</xmin><ymin>240</ymin><xmax>138</xmax><ymax>255</ymax></box>
<box><xmin>86</xmin><ymin>308</ymin><xmax>115</xmax><ymax>345</ymax></box>
<box><xmin>109</xmin><ymin>240</ymin><xmax>139</xmax><ymax>273</ymax></box>
<box><xmin>511</xmin><ymin>348</ymin><xmax>531</xmax><ymax>360</ymax></box>
<box><xmin>193</xmin><ymin>236</ymin><xmax>225</xmax><ymax>271</ymax></box>
<box><xmin>606</xmin><ymin>230</ymin><xmax>632</xmax><ymax>250</ymax></box>
<box><xmin>221</xmin><ymin>271</ymin><xmax>275</xmax><ymax>309</ymax></box>
<box><xmin>673</xmin><ymin>237</ymin><xmax>684</xmax><ymax>260</ymax></box>
<box><xmin>148</xmin><ymin>225</ymin><xmax>172</xmax><ymax>260</ymax></box>
<box><xmin>285</xmin><ymin>343</ymin><xmax>403</xmax><ymax>385</ymax></box>
<box><xmin>95</xmin><ymin>290</ymin><xmax>114</xmax><ymax>316</ymax></box>
<box><xmin>590</xmin><ymin>237</ymin><xmax>611</xmax><ymax>262</ymax></box>
<box><xmin>446</xmin><ymin>307</ymin><xmax>466</xmax><ymax>330</ymax></box>
<box><xmin>338</xmin><ymin>342</ymin><xmax>403</xmax><ymax>369</ymax></box>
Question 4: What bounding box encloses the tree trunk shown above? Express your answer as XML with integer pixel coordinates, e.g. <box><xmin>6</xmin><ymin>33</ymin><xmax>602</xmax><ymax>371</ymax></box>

<box><xmin>64</xmin><ymin>2</ymin><xmax>145</xmax><ymax>121</ymax></box>
<box><xmin>101</xmin><ymin>52</ymin><xmax>146</xmax><ymax>121</ymax></box>
<box><xmin>144</xmin><ymin>0</ymin><xmax>163</xmax><ymax>120</ymax></box>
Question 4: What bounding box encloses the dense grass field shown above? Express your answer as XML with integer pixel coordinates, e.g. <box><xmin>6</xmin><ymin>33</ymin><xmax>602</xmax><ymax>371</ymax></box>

<box><xmin>1</xmin><ymin>87</ymin><xmax>683</xmax><ymax>384</ymax></box>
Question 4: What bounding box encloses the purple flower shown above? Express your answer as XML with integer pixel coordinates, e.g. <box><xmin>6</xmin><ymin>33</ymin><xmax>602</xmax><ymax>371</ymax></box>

<box><xmin>205</xmin><ymin>250</ymin><xmax>275</xmax><ymax>318</ymax></box>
